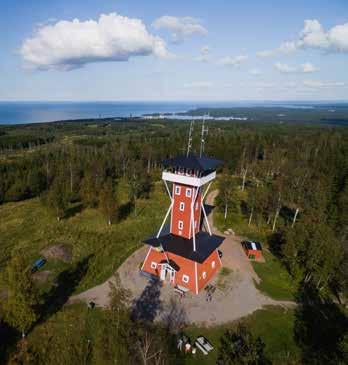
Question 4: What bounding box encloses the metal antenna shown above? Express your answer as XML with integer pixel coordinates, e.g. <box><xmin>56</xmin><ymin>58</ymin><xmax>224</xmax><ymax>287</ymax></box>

<box><xmin>199</xmin><ymin>115</ymin><xmax>209</xmax><ymax>157</ymax></box>
<box><xmin>186</xmin><ymin>120</ymin><xmax>195</xmax><ymax>157</ymax></box>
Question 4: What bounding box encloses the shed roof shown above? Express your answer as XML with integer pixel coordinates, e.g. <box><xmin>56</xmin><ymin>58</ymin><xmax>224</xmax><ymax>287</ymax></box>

<box><xmin>143</xmin><ymin>231</ymin><xmax>224</xmax><ymax>264</ymax></box>
<box><xmin>242</xmin><ymin>241</ymin><xmax>262</xmax><ymax>251</ymax></box>
<box><xmin>163</xmin><ymin>155</ymin><xmax>221</xmax><ymax>172</ymax></box>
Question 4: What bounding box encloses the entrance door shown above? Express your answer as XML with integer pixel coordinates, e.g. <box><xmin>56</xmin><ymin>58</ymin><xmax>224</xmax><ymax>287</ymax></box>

<box><xmin>160</xmin><ymin>265</ymin><xmax>166</xmax><ymax>281</ymax></box>
<box><xmin>169</xmin><ymin>268</ymin><xmax>175</xmax><ymax>283</ymax></box>
<box><xmin>159</xmin><ymin>264</ymin><xmax>176</xmax><ymax>283</ymax></box>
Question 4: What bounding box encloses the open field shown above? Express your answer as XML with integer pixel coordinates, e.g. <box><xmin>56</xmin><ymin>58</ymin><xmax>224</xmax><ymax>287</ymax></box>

<box><xmin>0</xmin><ymin>179</ymin><xmax>167</xmax><ymax>295</ymax></box>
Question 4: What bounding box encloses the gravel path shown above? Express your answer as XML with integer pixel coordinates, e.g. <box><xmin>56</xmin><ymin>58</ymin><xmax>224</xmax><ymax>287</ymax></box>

<box><xmin>69</xmin><ymin>189</ymin><xmax>296</xmax><ymax>325</ymax></box>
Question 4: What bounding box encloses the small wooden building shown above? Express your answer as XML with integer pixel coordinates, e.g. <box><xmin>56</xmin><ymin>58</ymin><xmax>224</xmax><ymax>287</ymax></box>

<box><xmin>242</xmin><ymin>240</ymin><xmax>262</xmax><ymax>260</ymax></box>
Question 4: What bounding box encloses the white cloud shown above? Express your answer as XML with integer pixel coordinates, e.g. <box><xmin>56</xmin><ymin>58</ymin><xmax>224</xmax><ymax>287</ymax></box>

<box><xmin>303</xmin><ymin>80</ymin><xmax>346</xmax><ymax>89</ymax></box>
<box><xmin>274</xmin><ymin>62</ymin><xmax>297</xmax><ymax>73</ymax></box>
<box><xmin>195</xmin><ymin>45</ymin><xmax>210</xmax><ymax>62</ymax></box>
<box><xmin>256</xmin><ymin>49</ymin><xmax>276</xmax><ymax>57</ymax></box>
<box><xmin>219</xmin><ymin>55</ymin><xmax>248</xmax><ymax>67</ymax></box>
<box><xmin>257</xmin><ymin>19</ymin><xmax>348</xmax><ymax>57</ymax></box>
<box><xmin>274</xmin><ymin>62</ymin><xmax>319</xmax><ymax>73</ymax></box>
<box><xmin>183</xmin><ymin>81</ymin><xmax>212</xmax><ymax>88</ymax></box>
<box><xmin>301</xmin><ymin>62</ymin><xmax>319</xmax><ymax>73</ymax></box>
<box><xmin>278</xmin><ymin>41</ymin><xmax>298</xmax><ymax>54</ymax></box>
<box><xmin>152</xmin><ymin>16</ymin><xmax>207</xmax><ymax>42</ymax></box>
<box><xmin>21</xmin><ymin>13</ymin><xmax>169</xmax><ymax>71</ymax></box>
<box><xmin>195</xmin><ymin>55</ymin><xmax>209</xmax><ymax>62</ymax></box>
<box><xmin>201</xmin><ymin>45</ymin><xmax>210</xmax><ymax>54</ymax></box>
<box><xmin>249</xmin><ymin>68</ymin><xmax>262</xmax><ymax>75</ymax></box>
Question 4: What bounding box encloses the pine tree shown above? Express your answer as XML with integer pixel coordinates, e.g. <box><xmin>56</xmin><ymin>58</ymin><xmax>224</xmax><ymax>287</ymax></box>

<box><xmin>45</xmin><ymin>177</ymin><xmax>69</xmax><ymax>221</ymax></box>
<box><xmin>217</xmin><ymin>324</ymin><xmax>268</xmax><ymax>365</ymax></box>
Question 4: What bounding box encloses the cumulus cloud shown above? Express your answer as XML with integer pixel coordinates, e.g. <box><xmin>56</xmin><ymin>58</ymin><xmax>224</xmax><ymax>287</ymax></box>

<box><xmin>152</xmin><ymin>16</ymin><xmax>207</xmax><ymax>43</ymax></box>
<box><xmin>21</xmin><ymin>13</ymin><xmax>169</xmax><ymax>71</ymax></box>
<box><xmin>274</xmin><ymin>62</ymin><xmax>319</xmax><ymax>73</ymax></box>
<box><xmin>183</xmin><ymin>81</ymin><xmax>212</xmax><ymax>88</ymax></box>
<box><xmin>257</xmin><ymin>19</ymin><xmax>348</xmax><ymax>57</ymax></box>
<box><xmin>219</xmin><ymin>55</ymin><xmax>248</xmax><ymax>67</ymax></box>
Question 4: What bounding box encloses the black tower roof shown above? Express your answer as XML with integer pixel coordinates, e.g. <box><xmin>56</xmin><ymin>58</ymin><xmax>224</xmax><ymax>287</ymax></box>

<box><xmin>143</xmin><ymin>231</ymin><xmax>224</xmax><ymax>264</ymax></box>
<box><xmin>163</xmin><ymin>155</ymin><xmax>221</xmax><ymax>172</ymax></box>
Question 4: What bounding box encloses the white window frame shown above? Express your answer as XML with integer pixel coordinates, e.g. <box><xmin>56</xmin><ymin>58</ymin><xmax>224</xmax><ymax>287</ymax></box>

<box><xmin>179</xmin><ymin>202</ymin><xmax>185</xmax><ymax>212</ymax></box>
<box><xmin>175</xmin><ymin>186</ymin><xmax>181</xmax><ymax>195</ymax></box>
<box><xmin>182</xmin><ymin>274</ymin><xmax>189</xmax><ymax>283</ymax></box>
<box><xmin>212</xmin><ymin>261</ymin><xmax>216</xmax><ymax>269</ymax></box>
<box><xmin>178</xmin><ymin>220</ymin><xmax>184</xmax><ymax>230</ymax></box>
<box><xmin>151</xmin><ymin>262</ymin><xmax>157</xmax><ymax>269</ymax></box>
<box><xmin>185</xmin><ymin>188</ymin><xmax>192</xmax><ymax>197</ymax></box>
<box><xmin>202</xmin><ymin>271</ymin><xmax>207</xmax><ymax>279</ymax></box>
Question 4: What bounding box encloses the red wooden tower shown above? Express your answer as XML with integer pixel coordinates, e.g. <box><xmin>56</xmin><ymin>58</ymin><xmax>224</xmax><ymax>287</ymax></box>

<box><xmin>141</xmin><ymin>152</ymin><xmax>224</xmax><ymax>294</ymax></box>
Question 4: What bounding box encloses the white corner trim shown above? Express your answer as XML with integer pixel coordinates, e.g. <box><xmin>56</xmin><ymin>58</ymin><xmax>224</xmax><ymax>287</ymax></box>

<box><xmin>162</xmin><ymin>171</ymin><xmax>216</xmax><ymax>187</ymax></box>
<box><xmin>195</xmin><ymin>262</ymin><xmax>199</xmax><ymax>294</ymax></box>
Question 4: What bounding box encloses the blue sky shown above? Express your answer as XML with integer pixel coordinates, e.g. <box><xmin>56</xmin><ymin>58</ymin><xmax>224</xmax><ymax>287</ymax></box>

<box><xmin>0</xmin><ymin>0</ymin><xmax>347</xmax><ymax>101</ymax></box>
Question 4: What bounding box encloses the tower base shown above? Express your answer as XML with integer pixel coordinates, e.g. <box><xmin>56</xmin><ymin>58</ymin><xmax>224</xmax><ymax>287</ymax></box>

<box><xmin>141</xmin><ymin>247</ymin><xmax>222</xmax><ymax>294</ymax></box>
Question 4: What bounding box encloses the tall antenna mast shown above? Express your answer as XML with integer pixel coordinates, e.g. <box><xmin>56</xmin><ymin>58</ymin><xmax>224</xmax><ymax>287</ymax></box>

<box><xmin>200</xmin><ymin>115</ymin><xmax>209</xmax><ymax>157</ymax></box>
<box><xmin>186</xmin><ymin>120</ymin><xmax>195</xmax><ymax>157</ymax></box>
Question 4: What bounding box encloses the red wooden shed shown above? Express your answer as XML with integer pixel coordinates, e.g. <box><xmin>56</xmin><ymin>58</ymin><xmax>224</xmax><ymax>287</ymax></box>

<box><xmin>242</xmin><ymin>240</ymin><xmax>262</xmax><ymax>260</ymax></box>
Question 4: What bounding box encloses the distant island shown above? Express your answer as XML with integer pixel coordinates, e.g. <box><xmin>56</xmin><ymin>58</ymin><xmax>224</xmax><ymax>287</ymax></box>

<box><xmin>143</xmin><ymin>105</ymin><xmax>348</xmax><ymax>125</ymax></box>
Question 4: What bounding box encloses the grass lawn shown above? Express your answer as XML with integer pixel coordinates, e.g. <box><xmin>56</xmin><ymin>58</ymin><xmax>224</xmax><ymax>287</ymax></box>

<box><xmin>0</xmin><ymin>179</ymin><xmax>167</xmax><ymax>294</ymax></box>
<box><xmin>212</xmin><ymin>188</ymin><xmax>298</xmax><ymax>302</ymax></box>
<box><xmin>252</xmin><ymin>250</ymin><xmax>298</xmax><ymax>301</ymax></box>
<box><xmin>184</xmin><ymin>306</ymin><xmax>301</xmax><ymax>365</ymax></box>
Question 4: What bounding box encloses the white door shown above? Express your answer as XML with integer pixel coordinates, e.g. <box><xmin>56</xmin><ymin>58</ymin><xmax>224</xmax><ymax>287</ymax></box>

<box><xmin>160</xmin><ymin>265</ymin><xmax>166</xmax><ymax>281</ymax></box>
<box><xmin>169</xmin><ymin>269</ymin><xmax>175</xmax><ymax>283</ymax></box>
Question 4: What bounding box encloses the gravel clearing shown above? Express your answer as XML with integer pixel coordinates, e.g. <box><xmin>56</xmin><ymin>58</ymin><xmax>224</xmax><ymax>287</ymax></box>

<box><xmin>69</xmin><ymin>190</ymin><xmax>296</xmax><ymax>325</ymax></box>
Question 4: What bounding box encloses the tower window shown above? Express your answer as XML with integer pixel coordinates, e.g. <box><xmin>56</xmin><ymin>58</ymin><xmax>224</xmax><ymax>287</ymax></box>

<box><xmin>151</xmin><ymin>262</ymin><xmax>157</xmax><ymax>269</ymax></box>
<box><xmin>202</xmin><ymin>271</ymin><xmax>207</xmax><ymax>279</ymax></box>
<box><xmin>175</xmin><ymin>186</ymin><xmax>181</xmax><ymax>195</ymax></box>
<box><xmin>179</xmin><ymin>202</ymin><xmax>185</xmax><ymax>211</ymax></box>
<box><xmin>186</xmin><ymin>188</ymin><xmax>192</xmax><ymax>197</ymax></box>
<box><xmin>182</xmin><ymin>274</ymin><xmax>189</xmax><ymax>283</ymax></box>
<box><xmin>178</xmin><ymin>220</ymin><xmax>184</xmax><ymax>230</ymax></box>
<box><xmin>212</xmin><ymin>261</ymin><xmax>216</xmax><ymax>269</ymax></box>
<box><xmin>195</xmin><ymin>201</ymin><xmax>199</xmax><ymax>210</ymax></box>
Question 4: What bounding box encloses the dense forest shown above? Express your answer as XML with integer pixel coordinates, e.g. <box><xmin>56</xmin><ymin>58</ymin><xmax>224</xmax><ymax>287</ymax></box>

<box><xmin>0</xmin><ymin>117</ymin><xmax>347</xmax><ymax>364</ymax></box>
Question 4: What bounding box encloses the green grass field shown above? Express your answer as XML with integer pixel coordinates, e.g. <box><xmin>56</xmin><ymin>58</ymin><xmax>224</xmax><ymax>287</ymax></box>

<box><xmin>184</xmin><ymin>306</ymin><xmax>301</xmax><ymax>365</ymax></box>
<box><xmin>0</xmin><ymin>179</ymin><xmax>167</xmax><ymax>294</ymax></box>
<box><xmin>24</xmin><ymin>303</ymin><xmax>301</xmax><ymax>365</ymax></box>
<box><xmin>252</xmin><ymin>250</ymin><xmax>298</xmax><ymax>301</ymax></box>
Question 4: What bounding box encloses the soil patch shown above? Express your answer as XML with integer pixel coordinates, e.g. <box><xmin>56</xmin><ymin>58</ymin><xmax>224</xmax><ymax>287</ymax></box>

<box><xmin>32</xmin><ymin>270</ymin><xmax>51</xmax><ymax>283</ymax></box>
<box><xmin>41</xmin><ymin>244</ymin><xmax>72</xmax><ymax>263</ymax></box>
